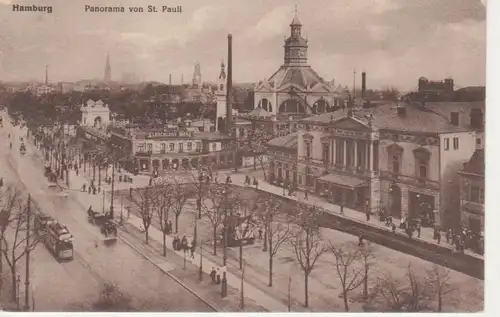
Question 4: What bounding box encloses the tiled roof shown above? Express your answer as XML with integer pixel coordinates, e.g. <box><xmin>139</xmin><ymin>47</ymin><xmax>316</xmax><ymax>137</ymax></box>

<box><xmin>424</xmin><ymin>101</ymin><xmax>485</xmax><ymax>128</ymax></box>
<box><xmin>248</xmin><ymin>107</ymin><xmax>272</xmax><ymax>117</ymax></box>
<box><xmin>299</xmin><ymin>103</ymin><xmax>471</xmax><ymax>134</ymax></box>
<box><xmin>267</xmin><ymin>65</ymin><xmax>330</xmax><ymax>91</ymax></box>
<box><xmin>267</xmin><ymin>133</ymin><xmax>298</xmax><ymax>149</ymax></box>
<box><xmin>460</xmin><ymin>149</ymin><xmax>484</xmax><ymax>176</ymax></box>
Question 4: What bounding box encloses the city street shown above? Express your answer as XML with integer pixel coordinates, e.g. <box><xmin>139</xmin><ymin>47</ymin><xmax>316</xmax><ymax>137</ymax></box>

<box><xmin>117</xmin><ymin>181</ymin><xmax>484</xmax><ymax>312</ymax></box>
<box><xmin>0</xmin><ymin>112</ymin><xmax>213</xmax><ymax>311</ymax></box>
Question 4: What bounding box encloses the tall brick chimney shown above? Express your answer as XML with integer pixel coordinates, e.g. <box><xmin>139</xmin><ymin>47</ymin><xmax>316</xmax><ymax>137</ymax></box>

<box><xmin>361</xmin><ymin>71</ymin><xmax>366</xmax><ymax>99</ymax></box>
<box><xmin>226</xmin><ymin>34</ymin><xmax>233</xmax><ymax>135</ymax></box>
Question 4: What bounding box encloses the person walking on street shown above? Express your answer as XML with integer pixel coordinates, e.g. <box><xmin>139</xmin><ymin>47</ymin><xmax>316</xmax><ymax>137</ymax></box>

<box><xmin>416</xmin><ymin>222</ymin><xmax>421</xmax><ymax>238</ymax></box>
<box><xmin>391</xmin><ymin>222</ymin><xmax>397</xmax><ymax>233</ymax></box>
<box><xmin>446</xmin><ymin>229</ymin><xmax>452</xmax><ymax>244</ymax></box>
<box><xmin>190</xmin><ymin>244</ymin><xmax>195</xmax><ymax>259</ymax></box>
<box><xmin>436</xmin><ymin>229</ymin><xmax>442</xmax><ymax>244</ymax></box>
<box><xmin>88</xmin><ymin>185</ymin><xmax>91</xmax><ymax>194</ymax></box>
<box><xmin>258</xmin><ymin>228</ymin><xmax>263</xmax><ymax>240</ymax></box>
<box><xmin>216</xmin><ymin>268</ymin><xmax>221</xmax><ymax>285</ymax></box>
<box><xmin>305</xmin><ymin>190</ymin><xmax>308</xmax><ymax>200</ymax></box>
<box><xmin>358</xmin><ymin>235</ymin><xmax>364</xmax><ymax>247</ymax></box>
<box><xmin>210</xmin><ymin>268</ymin><xmax>216</xmax><ymax>284</ymax></box>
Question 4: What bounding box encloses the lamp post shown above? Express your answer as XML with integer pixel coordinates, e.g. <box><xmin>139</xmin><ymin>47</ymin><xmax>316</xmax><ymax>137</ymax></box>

<box><xmin>199</xmin><ymin>241</ymin><xmax>203</xmax><ymax>281</ymax></box>
<box><xmin>222</xmin><ymin>183</ymin><xmax>229</xmax><ymax>267</ymax></box>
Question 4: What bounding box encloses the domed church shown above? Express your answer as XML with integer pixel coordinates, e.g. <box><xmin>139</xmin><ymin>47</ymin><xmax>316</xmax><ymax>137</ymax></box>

<box><xmin>253</xmin><ymin>9</ymin><xmax>341</xmax><ymax>116</ymax></box>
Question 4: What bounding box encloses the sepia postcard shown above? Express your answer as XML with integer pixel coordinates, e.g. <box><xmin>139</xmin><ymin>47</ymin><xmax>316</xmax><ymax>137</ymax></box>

<box><xmin>0</xmin><ymin>0</ymin><xmax>491</xmax><ymax>313</ymax></box>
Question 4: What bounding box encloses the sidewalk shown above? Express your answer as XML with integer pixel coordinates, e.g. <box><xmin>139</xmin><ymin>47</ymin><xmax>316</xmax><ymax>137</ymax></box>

<box><xmin>227</xmin><ymin>173</ymin><xmax>484</xmax><ymax>261</ymax></box>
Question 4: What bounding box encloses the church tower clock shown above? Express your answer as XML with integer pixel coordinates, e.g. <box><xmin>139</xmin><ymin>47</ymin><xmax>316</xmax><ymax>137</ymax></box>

<box><xmin>283</xmin><ymin>9</ymin><xmax>308</xmax><ymax>65</ymax></box>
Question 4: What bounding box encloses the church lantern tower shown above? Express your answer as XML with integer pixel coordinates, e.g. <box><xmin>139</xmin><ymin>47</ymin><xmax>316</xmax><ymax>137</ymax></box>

<box><xmin>284</xmin><ymin>9</ymin><xmax>308</xmax><ymax>65</ymax></box>
<box><xmin>215</xmin><ymin>61</ymin><xmax>227</xmax><ymax>132</ymax></box>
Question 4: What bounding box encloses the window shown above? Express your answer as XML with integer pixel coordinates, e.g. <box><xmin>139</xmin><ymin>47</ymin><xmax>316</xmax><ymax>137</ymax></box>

<box><xmin>239</xmin><ymin>127</ymin><xmax>245</xmax><ymax>137</ymax></box>
<box><xmin>179</xmin><ymin>143</ymin><xmax>184</xmax><ymax>152</ymax></box>
<box><xmin>444</xmin><ymin>138</ymin><xmax>449</xmax><ymax>151</ymax></box>
<box><xmin>169</xmin><ymin>143</ymin><xmax>174</xmax><ymax>151</ymax></box>
<box><xmin>160</xmin><ymin>143</ymin><xmax>166</xmax><ymax>154</ymax></box>
<box><xmin>392</xmin><ymin>155</ymin><xmax>400</xmax><ymax>174</ymax></box>
<box><xmin>138</xmin><ymin>143</ymin><xmax>145</xmax><ymax>152</ymax></box>
<box><xmin>322</xmin><ymin>144</ymin><xmax>330</xmax><ymax>164</ymax></box>
<box><xmin>147</xmin><ymin>143</ymin><xmax>152</xmax><ymax>153</ymax></box>
<box><xmin>450</xmin><ymin>112</ymin><xmax>459</xmax><ymax>126</ymax></box>
<box><xmin>305</xmin><ymin>141</ymin><xmax>311</xmax><ymax>159</ymax></box>
<box><xmin>453</xmin><ymin>137</ymin><xmax>459</xmax><ymax>150</ymax></box>
<box><xmin>196</xmin><ymin>142</ymin><xmax>202</xmax><ymax>152</ymax></box>
<box><xmin>470</xmin><ymin>185</ymin><xmax>484</xmax><ymax>204</ymax></box>
<box><xmin>418</xmin><ymin>160</ymin><xmax>428</xmax><ymax>179</ymax></box>
<box><xmin>212</xmin><ymin>143</ymin><xmax>217</xmax><ymax>151</ymax></box>
<box><xmin>187</xmin><ymin>142</ymin><xmax>192</xmax><ymax>151</ymax></box>
<box><xmin>476</xmin><ymin>138</ymin><xmax>481</xmax><ymax>146</ymax></box>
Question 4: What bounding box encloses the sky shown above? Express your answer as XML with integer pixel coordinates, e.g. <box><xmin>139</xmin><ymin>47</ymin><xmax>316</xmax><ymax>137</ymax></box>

<box><xmin>0</xmin><ymin>0</ymin><xmax>486</xmax><ymax>90</ymax></box>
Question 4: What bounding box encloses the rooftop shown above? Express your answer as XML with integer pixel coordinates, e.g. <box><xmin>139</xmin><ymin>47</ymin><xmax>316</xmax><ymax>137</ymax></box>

<box><xmin>267</xmin><ymin>132</ymin><xmax>298</xmax><ymax>149</ymax></box>
<box><xmin>460</xmin><ymin>149</ymin><xmax>484</xmax><ymax>177</ymax></box>
<box><xmin>299</xmin><ymin>103</ymin><xmax>471</xmax><ymax>134</ymax></box>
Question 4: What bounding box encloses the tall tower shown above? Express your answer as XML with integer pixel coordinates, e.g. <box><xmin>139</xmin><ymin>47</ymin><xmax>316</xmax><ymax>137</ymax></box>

<box><xmin>45</xmin><ymin>65</ymin><xmax>48</xmax><ymax>85</ymax></box>
<box><xmin>192</xmin><ymin>61</ymin><xmax>202</xmax><ymax>88</ymax></box>
<box><xmin>104</xmin><ymin>53</ymin><xmax>111</xmax><ymax>83</ymax></box>
<box><xmin>215</xmin><ymin>61</ymin><xmax>227</xmax><ymax>132</ymax></box>
<box><xmin>283</xmin><ymin>6</ymin><xmax>308</xmax><ymax>65</ymax></box>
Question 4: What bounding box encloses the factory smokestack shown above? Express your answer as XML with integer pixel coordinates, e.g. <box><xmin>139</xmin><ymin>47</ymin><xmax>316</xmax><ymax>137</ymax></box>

<box><xmin>169</xmin><ymin>74</ymin><xmax>172</xmax><ymax>85</ymax></box>
<box><xmin>226</xmin><ymin>34</ymin><xmax>233</xmax><ymax>135</ymax></box>
<box><xmin>361</xmin><ymin>71</ymin><xmax>366</xmax><ymax>99</ymax></box>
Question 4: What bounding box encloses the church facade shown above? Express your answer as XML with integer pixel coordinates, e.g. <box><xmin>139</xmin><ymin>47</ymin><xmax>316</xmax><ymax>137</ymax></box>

<box><xmin>254</xmin><ymin>12</ymin><xmax>341</xmax><ymax>116</ymax></box>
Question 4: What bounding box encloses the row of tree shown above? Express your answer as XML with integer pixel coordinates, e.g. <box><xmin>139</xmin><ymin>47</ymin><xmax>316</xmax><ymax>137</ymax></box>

<box><xmin>122</xmin><ymin>168</ymin><xmax>457</xmax><ymax>312</ymax></box>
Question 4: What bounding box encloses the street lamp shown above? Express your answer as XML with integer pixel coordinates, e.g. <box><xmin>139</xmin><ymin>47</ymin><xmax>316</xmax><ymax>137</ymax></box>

<box><xmin>222</xmin><ymin>182</ymin><xmax>230</xmax><ymax>267</ymax></box>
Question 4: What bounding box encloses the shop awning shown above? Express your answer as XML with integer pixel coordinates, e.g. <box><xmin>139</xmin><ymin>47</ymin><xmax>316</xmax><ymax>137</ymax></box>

<box><xmin>317</xmin><ymin>173</ymin><xmax>368</xmax><ymax>189</ymax></box>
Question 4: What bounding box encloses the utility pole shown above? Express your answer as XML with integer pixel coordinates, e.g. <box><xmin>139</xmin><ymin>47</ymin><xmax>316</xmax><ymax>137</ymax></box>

<box><xmin>240</xmin><ymin>260</ymin><xmax>245</xmax><ymax>310</ymax></box>
<box><xmin>24</xmin><ymin>195</ymin><xmax>31</xmax><ymax>311</ymax></box>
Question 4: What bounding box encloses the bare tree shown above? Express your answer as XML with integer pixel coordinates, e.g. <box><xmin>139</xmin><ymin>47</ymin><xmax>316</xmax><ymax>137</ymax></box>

<box><xmin>426</xmin><ymin>264</ymin><xmax>456</xmax><ymax>312</ymax></box>
<box><xmin>257</xmin><ymin>194</ymin><xmax>291</xmax><ymax>287</ymax></box>
<box><xmin>92</xmin><ymin>282</ymin><xmax>134</xmax><ymax>311</ymax></box>
<box><xmin>358</xmin><ymin>241</ymin><xmax>376</xmax><ymax>300</ymax></box>
<box><xmin>289</xmin><ymin>202</ymin><xmax>327</xmax><ymax>308</ymax></box>
<box><xmin>330</xmin><ymin>241</ymin><xmax>364</xmax><ymax>312</ymax></box>
<box><xmin>201</xmin><ymin>184</ymin><xmax>226</xmax><ymax>255</ymax></box>
<box><xmin>187</xmin><ymin>163</ymin><xmax>212</xmax><ymax>220</ymax></box>
<box><xmin>130</xmin><ymin>185</ymin><xmax>155</xmax><ymax>244</ymax></box>
<box><xmin>372</xmin><ymin>264</ymin><xmax>432</xmax><ymax>312</ymax></box>
<box><xmin>231</xmin><ymin>194</ymin><xmax>259</xmax><ymax>270</ymax></box>
<box><xmin>246</xmin><ymin>128</ymin><xmax>272</xmax><ymax>176</ymax></box>
<box><xmin>168</xmin><ymin>175</ymin><xmax>192</xmax><ymax>234</ymax></box>
<box><xmin>0</xmin><ymin>187</ymin><xmax>39</xmax><ymax>303</ymax></box>
<box><xmin>151</xmin><ymin>180</ymin><xmax>174</xmax><ymax>257</ymax></box>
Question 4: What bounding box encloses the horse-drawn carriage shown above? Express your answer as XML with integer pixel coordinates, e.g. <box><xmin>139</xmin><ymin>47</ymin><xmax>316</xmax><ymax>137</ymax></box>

<box><xmin>19</xmin><ymin>143</ymin><xmax>26</xmax><ymax>155</ymax></box>
<box><xmin>87</xmin><ymin>208</ymin><xmax>117</xmax><ymax>241</ymax></box>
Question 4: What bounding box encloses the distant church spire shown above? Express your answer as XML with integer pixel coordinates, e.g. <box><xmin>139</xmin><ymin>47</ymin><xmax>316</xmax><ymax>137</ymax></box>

<box><xmin>104</xmin><ymin>53</ymin><xmax>111</xmax><ymax>83</ymax></box>
<box><xmin>45</xmin><ymin>65</ymin><xmax>48</xmax><ymax>85</ymax></box>
<box><xmin>192</xmin><ymin>61</ymin><xmax>202</xmax><ymax>88</ymax></box>
<box><xmin>219</xmin><ymin>60</ymin><xmax>226</xmax><ymax>80</ymax></box>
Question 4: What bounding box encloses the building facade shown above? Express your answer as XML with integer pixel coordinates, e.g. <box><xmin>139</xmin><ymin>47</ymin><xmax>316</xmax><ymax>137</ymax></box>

<box><xmin>267</xmin><ymin>103</ymin><xmax>477</xmax><ymax>228</ymax></box>
<box><xmin>110</xmin><ymin>127</ymin><xmax>237</xmax><ymax>174</ymax></box>
<box><xmin>458</xmin><ymin>149</ymin><xmax>484</xmax><ymax>235</ymax></box>
<box><xmin>253</xmin><ymin>11</ymin><xmax>340</xmax><ymax>116</ymax></box>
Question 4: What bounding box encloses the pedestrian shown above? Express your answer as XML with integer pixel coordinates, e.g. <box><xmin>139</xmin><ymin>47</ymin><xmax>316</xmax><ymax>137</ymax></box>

<box><xmin>190</xmin><ymin>245</ymin><xmax>195</xmax><ymax>259</ymax></box>
<box><xmin>358</xmin><ymin>235</ymin><xmax>364</xmax><ymax>247</ymax></box>
<box><xmin>258</xmin><ymin>228</ymin><xmax>263</xmax><ymax>240</ymax></box>
<box><xmin>210</xmin><ymin>268</ymin><xmax>216</xmax><ymax>284</ymax></box>
<box><xmin>129</xmin><ymin>186</ymin><xmax>133</xmax><ymax>199</ymax></box>
<box><xmin>88</xmin><ymin>185</ymin><xmax>91</xmax><ymax>194</ymax></box>
<box><xmin>304</xmin><ymin>190</ymin><xmax>308</xmax><ymax>200</ymax></box>
<box><xmin>98</xmin><ymin>187</ymin><xmax>101</xmax><ymax>194</ymax></box>
<box><xmin>149</xmin><ymin>177</ymin><xmax>153</xmax><ymax>186</ymax></box>
<box><xmin>119</xmin><ymin>175</ymin><xmax>122</xmax><ymax>182</ymax></box>
<box><xmin>391</xmin><ymin>222</ymin><xmax>396</xmax><ymax>233</ymax></box>
<box><xmin>168</xmin><ymin>221</ymin><xmax>173</xmax><ymax>234</ymax></box>
<box><xmin>82</xmin><ymin>184</ymin><xmax>86</xmax><ymax>192</ymax></box>
<box><xmin>340</xmin><ymin>204</ymin><xmax>344</xmax><ymax>215</ymax></box>
<box><xmin>253</xmin><ymin>177</ymin><xmax>258</xmax><ymax>189</ymax></box>
<box><xmin>416</xmin><ymin>223</ymin><xmax>421</xmax><ymax>238</ymax></box>
<box><xmin>226</xmin><ymin>175</ymin><xmax>231</xmax><ymax>184</ymax></box>
<box><xmin>216</xmin><ymin>269</ymin><xmax>221</xmax><ymax>285</ymax></box>
<box><xmin>365</xmin><ymin>211</ymin><xmax>370</xmax><ymax>221</ymax></box>
<box><xmin>437</xmin><ymin>230</ymin><xmax>441</xmax><ymax>244</ymax></box>
<box><xmin>172</xmin><ymin>236</ymin><xmax>177</xmax><ymax>250</ymax></box>
<box><xmin>76</xmin><ymin>168</ymin><xmax>79</xmax><ymax>176</ymax></box>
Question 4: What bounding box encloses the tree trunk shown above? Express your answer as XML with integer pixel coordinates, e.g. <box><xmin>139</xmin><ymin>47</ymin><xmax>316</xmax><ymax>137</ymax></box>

<box><xmin>253</xmin><ymin>157</ymin><xmax>257</xmax><ymax>171</ymax></box>
<box><xmin>175</xmin><ymin>214</ymin><xmax>180</xmax><ymax>234</ymax></box>
<box><xmin>343</xmin><ymin>289</ymin><xmax>349</xmax><ymax>312</ymax></box>
<box><xmin>438</xmin><ymin>293</ymin><xmax>442</xmax><ymax>312</ymax></box>
<box><xmin>239</xmin><ymin>244</ymin><xmax>243</xmax><ymax>270</ymax></box>
<box><xmin>162</xmin><ymin>230</ymin><xmax>167</xmax><ymax>257</ymax></box>
<box><xmin>363</xmin><ymin>266</ymin><xmax>368</xmax><ymax>299</ymax></box>
<box><xmin>92</xmin><ymin>164</ymin><xmax>96</xmax><ymax>181</ymax></box>
<box><xmin>213</xmin><ymin>227</ymin><xmax>217</xmax><ymax>256</ymax></box>
<box><xmin>304</xmin><ymin>271</ymin><xmax>309</xmax><ymax>308</ymax></box>
<box><xmin>10</xmin><ymin>267</ymin><xmax>16</xmax><ymax>303</ymax></box>
<box><xmin>263</xmin><ymin>229</ymin><xmax>268</xmax><ymax>252</ymax></box>
<box><xmin>268</xmin><ymin>255</ymin><xmax>273</xmax><ymax>287</ymax></box>
<box><xmin>98</xmin><ymin>165</ymin><xmax>101</xmax><ymax>187</ymax></box>
<box><xmin>0</xmin><ymin>243</ymin><xmax>3</xmax><ymax>296</ymax></box>
<box><xmin>145</xmin><ymin>228</ymin><xmax>149</xmax><ymax>244</ymax></box>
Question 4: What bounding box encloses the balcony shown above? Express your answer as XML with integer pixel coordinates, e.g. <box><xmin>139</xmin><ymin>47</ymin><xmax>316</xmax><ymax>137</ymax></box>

<box><xmin>380</xmin><ymin>171</ymin><xmax>439</xmax><ymax>190</ymax></box>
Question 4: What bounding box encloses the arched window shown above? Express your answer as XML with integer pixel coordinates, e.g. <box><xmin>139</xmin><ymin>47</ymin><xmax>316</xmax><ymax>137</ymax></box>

<box><xmin>312</xmin><ymin>99</ymin><xmax>329</xmax><ymax>114</ymax></box>
<box><xmin>279</xmin><ymin>99</ymin><xmax>306</xmax><ymax>114</ymax></box>
<box><xmin>258</xmin><ymin>98</ymin><xmax>273</xmax><ymax>112</ymax></box>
